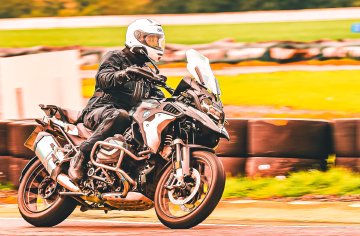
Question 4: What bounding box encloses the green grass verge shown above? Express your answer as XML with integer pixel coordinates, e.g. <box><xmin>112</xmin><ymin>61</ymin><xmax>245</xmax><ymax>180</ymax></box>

<box><xmin>0</xmin><ymin>169</ymin><xmax>358</xmax><ymax>198</ymax></box>
<box><xmin>83</xmin><ymin>70</ymin><xmax>360</xmax><ymax>113</ymax></box>
<box><xmin>0</xmin><ymin>183</ymin><xmax>14</xmax><ymax>190</ymax></box>
<box><xmin>223</xmin><ymin>168</ymin><xmax>360</xmax><ymax>199</ymax></box>
<box><xmin>165</xmin><ymin>70</ymin><xmax>360</xmax><ymax>113</ymax></box>
<box><xmin>1</xmin><ymin>19</ymin><xmax>360</xmax><ymax>47</ymax></box>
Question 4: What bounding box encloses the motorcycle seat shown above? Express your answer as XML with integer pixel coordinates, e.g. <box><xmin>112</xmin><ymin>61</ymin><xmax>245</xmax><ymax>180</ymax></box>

<box><xmin>51</xmin><ymin>106</ymin><xmax>93</xmax><ymax>140</ymax></box>
<box><xmin>66</xmin><ymin>123</ymin><xmax>93</xmax><ymax>146</ymax></box>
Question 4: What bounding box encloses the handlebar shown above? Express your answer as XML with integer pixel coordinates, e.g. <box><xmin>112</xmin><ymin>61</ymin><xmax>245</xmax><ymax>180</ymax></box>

<box><xmin>162</xmin><ymin>84</ymin><xmax>175</xmax><ymax>95</ymax></box>
<box><xmin>126</xmin><ymin>67</ymin><xmax>174</xmax><ymax>95</ymax></box>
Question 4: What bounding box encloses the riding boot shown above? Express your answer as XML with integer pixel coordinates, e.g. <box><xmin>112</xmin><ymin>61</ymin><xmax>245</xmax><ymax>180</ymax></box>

<box><xmin>68</xmin><ymin>151</ymin><xmax>85</xmax><ymax>183</ymax></box>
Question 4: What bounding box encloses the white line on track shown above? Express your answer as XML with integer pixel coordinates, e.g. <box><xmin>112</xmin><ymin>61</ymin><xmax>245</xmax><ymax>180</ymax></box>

<box><xmin>227</xmin><ymin>200</ymin><xmax>259</xmax><ymax>204</ymax></box>
<box><xmin>1</xmin><ymin>218</ymin><xmax>359</xmax><ymax>229</ymax></box>
<box><xmin>288</xmin><ymin>201</ymin><xmax>321</xmax><ymax>205</ymax></box>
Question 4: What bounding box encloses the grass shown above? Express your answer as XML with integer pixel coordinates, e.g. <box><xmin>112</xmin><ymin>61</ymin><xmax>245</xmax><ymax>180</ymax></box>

<box><xmin>83</xmin><ymin>70</ymin><xmax>360</xmax><ymax>113</ymax></box>
<box><xmin>1</xmin><ymin>19</ymin><xmax>360</xmax><ymax>47</ymax></box>
<box><xmin>0</xmin><ymin>183</ymin><xmax>14</xmax><ymax>190</ymax></box>
<box><xmin>223</xmin><ymin>168</ymin><xmax>360</xmax><ymax>199</ymax></box>
<box><xmin>0</xmin><ymin>169</ymin><xmax>358</xmax><ymax>200</ymax></box>
<box><xmin>169</xmin><ymin>70</ymin><xmax>360</xmax><ymax>113</ymax></box>
<box><xmin>213</xmin><ymin>70</ymin><xmax>360</xmax><ymax>113</ymax></box>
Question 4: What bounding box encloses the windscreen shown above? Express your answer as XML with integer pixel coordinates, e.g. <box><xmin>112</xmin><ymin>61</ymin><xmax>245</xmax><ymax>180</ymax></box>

<box><xmin>186</xmin><ymin>49</ymin><xmax>221</xmax><ymax>95</ymax></box>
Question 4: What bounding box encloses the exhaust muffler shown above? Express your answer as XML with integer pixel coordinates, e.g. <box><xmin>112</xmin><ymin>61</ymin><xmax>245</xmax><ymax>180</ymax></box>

<box><xmin>31</xmin><ymin>131</ymin><xmax>80</xmax><ymax>192</ymax></box>
<box><xmin>57</xmin><ymin>173</ymin><xmax>80</xmax><ymax>192</ymax></box>
<box><xmin>33</xmin><ymin>131</ymin><xmax>65</xmax><ymax>175</ymax></box>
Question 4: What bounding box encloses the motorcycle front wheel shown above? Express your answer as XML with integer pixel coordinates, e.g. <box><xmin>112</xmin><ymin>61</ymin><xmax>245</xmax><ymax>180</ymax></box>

<box><xmin>154</xmin><ymin>151</ymin><xmax>225</xmax><ymax>229</ymax></box>
<box><xmin>18</xmin><ymin>159</ymin><xmax>77</xmax><ymax>227</ymax></box>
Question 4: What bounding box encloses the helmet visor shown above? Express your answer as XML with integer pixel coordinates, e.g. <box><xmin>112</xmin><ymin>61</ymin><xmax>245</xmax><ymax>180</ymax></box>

<box><xmin>134</xmin><ymin>30</ymin><xmax>165</xmax><ymax>52</ymax></box>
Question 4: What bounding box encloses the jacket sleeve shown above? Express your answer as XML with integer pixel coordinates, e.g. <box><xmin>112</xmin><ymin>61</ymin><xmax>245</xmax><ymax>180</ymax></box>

<box><xmin>95</xmin><ymin>51</ymin><xmax>128</xmax><ymax>90</ymax></box>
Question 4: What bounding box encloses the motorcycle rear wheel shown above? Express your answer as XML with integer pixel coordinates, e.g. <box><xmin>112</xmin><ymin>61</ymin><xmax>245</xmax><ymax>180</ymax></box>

<box><xmin>154</xmin><ymin>151</ymin><xmax>225</xmax><ymax>229</ymax></box>
<box><xmin>18</xmin><ymin>159</ymin><xmax>77</xmax><ymax>227</ymax></box>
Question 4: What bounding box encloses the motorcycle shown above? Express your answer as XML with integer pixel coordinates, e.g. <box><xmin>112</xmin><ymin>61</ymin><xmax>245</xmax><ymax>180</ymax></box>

<box><xmin>18</xmin><ymin>49</ymin><xmax>229</xmax><ymax>229</ymax></box>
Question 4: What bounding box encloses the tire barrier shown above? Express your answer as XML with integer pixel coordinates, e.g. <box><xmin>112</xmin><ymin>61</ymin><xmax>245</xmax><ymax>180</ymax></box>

<box><xmin>247</xmin><ymin>119</ymin><xmax>331</xmax><ymax>177</ymax></box>
<box><xmin>245</xmin><ymin>157</ymin><xmax>326</xmax><ymax>178</ymax></box>
<box><xmin>248</xmin><ymin>119</ymin><xmax>332</xmax><ymax>159</ymax></box>
<box><xmin>158</xmin><ymin>39</ymin><xmax>360</xmax><ymax>64</ymax></box>
<box><xmin>8</xmin><ymin>157</ymin><xmax>28</xmax><ymax>187</ymax></box>
<box><xmin>2</xmin><ymin>116</ymin><xmax>360</xmax><ymax>186</ymax></box>
<box><xmin>0</xmin><ymin>156</ymin><xmax>29</xmax><ymax>187</ymax></box>
<box><xmin>332</xmin><ymin>119</ymin><xmax>360</xmax><ymax>157</ymax></box>
<box><xmin>0</xmin><ymin>121</ymin><xmax>10</xmax><ymax>155</ymax></box>
<box><xmin>332</xmin><ymin>119</ymin><xmax>360</xmax><ymax>171</ymax></box>
<box><xmin>0</xmin><ymin>156</ymin><xmax>11</xmax><ymax>183</ymax></box>
<box><xmin>2</xmin><ymin>39</ymin><xmax>360</xmax><ymax>66</ymax></box>
<box><xmin>216</xmin><ymin>119</ymin><xmax>248</xmax><ymax>157</ymax></box>
<box><xmin>7</xmin><ymin>121</ymin><xmax>37</xmax><ymax>159</ymax></box>
<box><xmin>219</xmin><ymin>157</ymin><xmax>247</xmax><ymax>177</ymax></box>
<box><xmin>335</xmin><ymin>157</ymin><xmax>360</xmax><ymax>172</ymax></box>
<box><xmin>216</xmin><ymin>119</ymin><xmax>248</xmax><ymax>176</ymax></box>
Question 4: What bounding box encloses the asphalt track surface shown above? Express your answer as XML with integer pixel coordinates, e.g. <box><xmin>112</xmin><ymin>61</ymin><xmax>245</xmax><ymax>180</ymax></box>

<box><xmin>1</xmin><ymin>201</ymin><xmax>359</xmax><ymax>235</ymax></box>
<box><xmin>0</xmin><ymin>218</ymin><xmax>359</xmax><ymax>236</ymax></box>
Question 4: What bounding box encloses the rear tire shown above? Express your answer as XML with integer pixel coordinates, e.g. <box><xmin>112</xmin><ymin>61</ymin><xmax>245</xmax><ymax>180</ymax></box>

<box><xmin>154</xmin><ymin>151</ymin><xmax>225</xmax><ymax>229</ymax></box>
<box><xmin>18</xmin><ymin>159</ymin><xmax>77</xmax><ymax>227</ymax></box>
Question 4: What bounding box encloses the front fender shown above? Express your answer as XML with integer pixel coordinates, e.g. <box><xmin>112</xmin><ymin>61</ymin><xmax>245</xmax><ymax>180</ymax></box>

<box><xmin>187</xmin><ymin>144</ymin><xmax>215</xmax><ymax>153</ymax></box>
<box><xmin>220</xmin><ymin>126</ymin><xmax>230</xmax><ymax>140</ymax></box>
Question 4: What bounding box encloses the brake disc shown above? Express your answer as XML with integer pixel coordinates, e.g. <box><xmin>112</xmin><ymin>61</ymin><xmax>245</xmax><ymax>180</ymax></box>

<box><xmin>38</xmin><ymin>177</ymin><xmax>58</xmax><ymax>199</ymax></box>
<box><xmin>168</xmin><ymin>168</ymin><xmax>201</xmax><ymax>205</ymax></box>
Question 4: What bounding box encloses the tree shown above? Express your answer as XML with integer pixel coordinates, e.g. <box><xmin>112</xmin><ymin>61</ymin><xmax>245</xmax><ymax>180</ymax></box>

<box><xmin>187</xmin><ymin>0</ymin><xmax>239</xmax><ymax>13</ymax></box>
<box><xmin>0</xmin><ymin>0</ymin><xmax>32</xmax><ymax>18</ymax></box>
<box><xmin>142</xmin><ymin>0</ymin><xmax>188</xmax><ymax>14</ymax></box>
<box><xmin>354</xmin><ymin>0</ymin><xmax>360</xmax><ymax>6</ymax></box>
<box><xmin>0</xmin><ymin>0</ymin><xmax>358</xmax><ymax>18</ymax></box>
<box><xmin>30</xmin><ymin>0</ymin><xmax>79</xmax><ymax>17</ymax></box>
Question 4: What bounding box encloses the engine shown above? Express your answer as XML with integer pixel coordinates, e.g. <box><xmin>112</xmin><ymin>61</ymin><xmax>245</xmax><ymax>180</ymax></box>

<box><xmin>96</xmin><ymin>135</ymin><xmax>128</xmax><ymax>163</ymax></box>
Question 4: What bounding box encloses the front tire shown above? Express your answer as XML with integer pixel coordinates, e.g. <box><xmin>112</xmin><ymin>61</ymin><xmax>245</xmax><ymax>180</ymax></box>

<box><xmin>154</xmin><ymin>151</ymin><xmax>225</xmax><ymax>229</ymax></box>
<box><xmin>18</xmin><ymin>159</ymin><xmax>77</xmax><ymax>227</ymax></box>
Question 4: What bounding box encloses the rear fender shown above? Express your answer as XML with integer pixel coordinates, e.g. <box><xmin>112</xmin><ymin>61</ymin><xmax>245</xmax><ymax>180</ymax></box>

<box><xmin>19</xmin><ymin>156</ymin><xmax>38</xmax><ymax>183</ymax></box>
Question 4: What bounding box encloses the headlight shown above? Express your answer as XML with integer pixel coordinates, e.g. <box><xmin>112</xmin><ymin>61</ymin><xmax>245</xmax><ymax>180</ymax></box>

<box><xmin>200</xmin><ymin>98</ymin><xmax>212</xmax><ymax>113</ymax></box>
<box><xmin>201</xmin><ymin>98</ymin><xmax>224</xmax><ymax>121</ymax></box>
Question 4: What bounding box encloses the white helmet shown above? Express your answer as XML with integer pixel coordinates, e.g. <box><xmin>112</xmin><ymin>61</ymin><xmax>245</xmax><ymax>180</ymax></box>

<box><xmin>125</xmin><ymin>19</ymin><xmax>165</xmax><ymax>62</ymax></box>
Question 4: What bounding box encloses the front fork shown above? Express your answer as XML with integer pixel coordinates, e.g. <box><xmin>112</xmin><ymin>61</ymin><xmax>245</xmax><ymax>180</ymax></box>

<box><xmin>173</xmin><ymin>139</ymin><xmax>190</xmax><ymax>181</ymax></box>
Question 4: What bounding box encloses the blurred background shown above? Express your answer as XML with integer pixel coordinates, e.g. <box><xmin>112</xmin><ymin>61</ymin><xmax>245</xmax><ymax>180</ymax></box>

<box><xmin>1</xmin><ymin>0</ymin><xmax>360</xmax><ymax>119</ymax></box>
<box><xmin>1</xmin><ymin>0</ymin><xmax>360</xmax><ymax>17</ymax></box>
<box><xmin>0</xmin><ymin>0</ymin><xmax>359</xmax><ymax>209</ymax></box>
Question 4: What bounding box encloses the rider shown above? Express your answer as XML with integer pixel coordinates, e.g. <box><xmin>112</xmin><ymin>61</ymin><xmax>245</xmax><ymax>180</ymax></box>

<box><xmin>69</xmin><ymin>19</ymin><xmax>166</xmax><ymax>182</ymax></box>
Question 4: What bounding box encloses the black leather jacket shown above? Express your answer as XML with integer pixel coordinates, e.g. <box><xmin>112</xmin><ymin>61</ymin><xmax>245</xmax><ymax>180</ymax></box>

<box><xmin>78</xmin><ymin>47</ymin><xmax>164</xmax><ymax>122</ymax></box>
